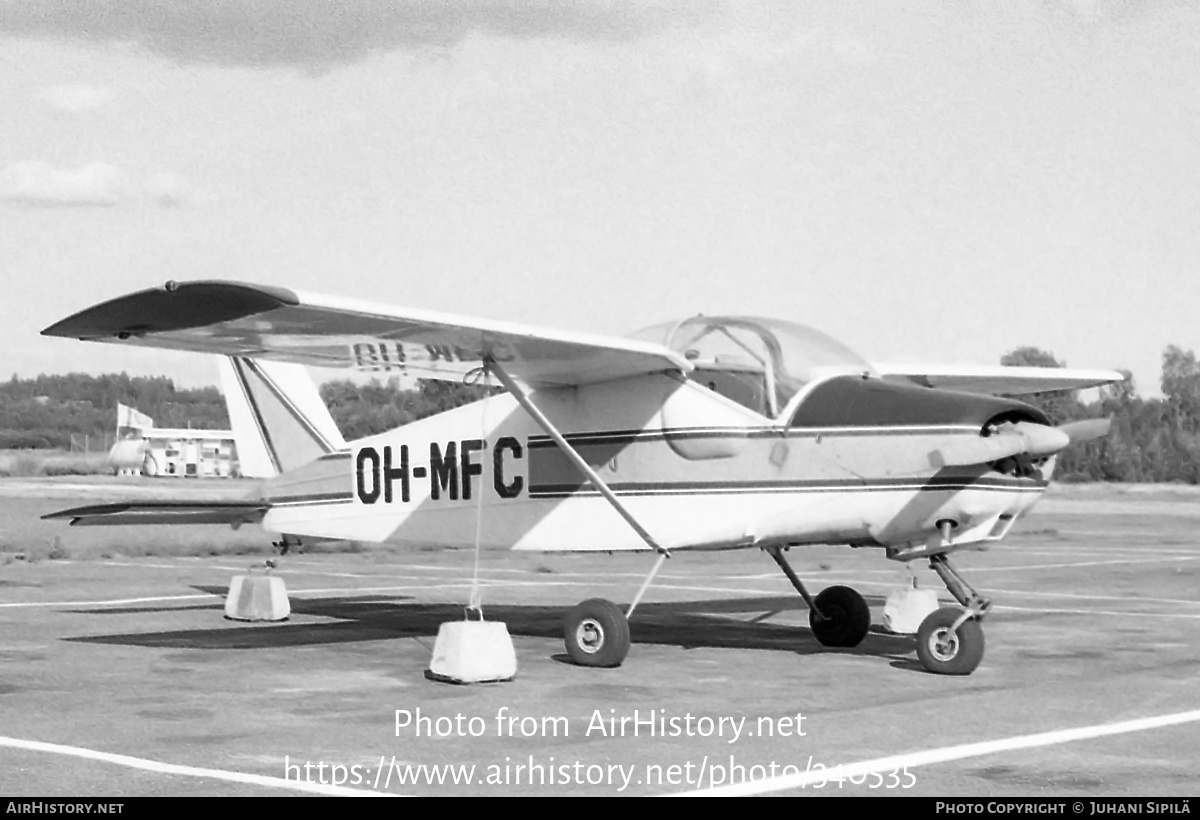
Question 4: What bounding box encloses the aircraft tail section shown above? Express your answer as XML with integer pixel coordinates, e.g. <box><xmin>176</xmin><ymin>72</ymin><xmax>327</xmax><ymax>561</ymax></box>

<box><xmin>218</xmin><ymin>357</ymin><xmax>346</xmax><ymax>478</ymax></box>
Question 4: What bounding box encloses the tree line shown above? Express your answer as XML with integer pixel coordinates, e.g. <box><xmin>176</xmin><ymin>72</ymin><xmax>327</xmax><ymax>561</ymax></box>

<box><xmin>0</xmin><ymin>373</ymin><xmax>229</xmax><ymax>449</ymax></box>
<box><xmin>0</xmin><ymin>373</ymin><xmax>491</xmax><ymax>451</ymax></box>
<box><xmin>3</xmin><ymin>347</ymin><xmax>1200</xmax><ymax>483</ymax></box>
<box><xmin>1012</xmin><ymin>345</ymin><xmax>1200</xmax><ymax>483</ymax></box>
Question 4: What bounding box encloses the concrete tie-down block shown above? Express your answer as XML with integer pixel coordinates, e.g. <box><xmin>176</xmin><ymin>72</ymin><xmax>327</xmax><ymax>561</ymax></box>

<box><xmin>882</xmin><ymin>584</ymin><xmax>939</xmax><ymax>635</ymax></box>
<box><xmin>225</xmin><ymin>572</ymin><xmax>290</xmax><ymax>621</ymax></box>
<box><xmin>426</xmin><ymin>619</ymin><xmax>517</xmax><ymax>684</ymax></box>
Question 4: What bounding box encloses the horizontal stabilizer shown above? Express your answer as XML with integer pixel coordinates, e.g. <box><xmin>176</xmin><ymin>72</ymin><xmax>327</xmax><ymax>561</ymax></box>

<box><xmin>43</xmin><ymin>500</ymin><xmax>268</xmax><ymax>527</ymax></box>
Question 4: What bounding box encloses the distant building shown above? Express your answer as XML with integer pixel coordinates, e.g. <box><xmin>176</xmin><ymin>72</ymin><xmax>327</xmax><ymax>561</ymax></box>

<box><xmin>109</xmin><ymin>403</ymin><xmax>239</xmax><ymax>478</ymax></box>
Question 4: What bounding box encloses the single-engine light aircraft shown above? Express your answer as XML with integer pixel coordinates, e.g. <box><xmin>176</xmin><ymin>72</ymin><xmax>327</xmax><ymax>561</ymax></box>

<box><xmin>42</xmin><ymin>281</ymin><xmax>1124</xmax><ymax>675</ymax></box>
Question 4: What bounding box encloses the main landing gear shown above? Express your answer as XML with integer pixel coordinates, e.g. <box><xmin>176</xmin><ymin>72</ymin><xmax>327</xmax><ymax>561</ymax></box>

<box><xmin>560</xmin><ymin>551</ymin><xmax>667</xmax><ymax>668</ymax></box>
<box><xmin>563</xmin><ymin>599</ymin><xmax>631</xmax><ymax>668</ymax></box>
<box><xmin>558</xmin><ymin>544</ymin><xmax>881</xmax><ymax>667</ymax></box>
<box><xmin>766</xmin><ymin>546</ymin><xmax>871</xmax><ymax>649</ymax></box>
<box><xmin>487</xmin><ymin>356</ymin><xmax>659</xmax><ymax>671</ymax></box>
<box><xmin>915</xmin><ymin>554</ymin><xmax>990</xmax><ymax>675</ymax></box>
<box><xmin>556</xmin><ymin>549</ymin><xmax>989</xmax><ymax>673</ymax></box>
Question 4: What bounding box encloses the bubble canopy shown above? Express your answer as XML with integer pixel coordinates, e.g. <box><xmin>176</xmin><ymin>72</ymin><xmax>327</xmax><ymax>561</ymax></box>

<box><xmin>631</xmin><ymin>316</ymin><xmax>875</xmax><ymax>418</ymax></box>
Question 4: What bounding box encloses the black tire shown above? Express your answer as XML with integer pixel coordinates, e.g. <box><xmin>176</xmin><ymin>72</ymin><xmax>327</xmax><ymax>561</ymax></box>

<box><xmin>916</xmin><ymin>607</ymin><xmax>985</xmax><ymax>675</ymax></box>
<box><xmin>809</xmin><ymin>585</ymin><xmax>871</xmax><ymax>648</ymax></box>
<box><xmin>563</xmin><ymin>598</ymin><xmax>630</xmax><ymax>668</ymax></box>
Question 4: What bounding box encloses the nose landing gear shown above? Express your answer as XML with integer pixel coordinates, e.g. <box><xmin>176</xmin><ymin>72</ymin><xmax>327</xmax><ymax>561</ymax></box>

<box><xmin>916</xmin><ymin>554</ymin><xmax>991</xmax><ymax>675</ymax></box>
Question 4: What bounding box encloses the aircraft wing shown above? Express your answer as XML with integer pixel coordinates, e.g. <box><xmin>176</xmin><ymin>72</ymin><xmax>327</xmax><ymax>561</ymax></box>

<box><xmin>42</xmin><ymin>280</ymin><xmax>692</xmax><ymax>388</ymax></box>
<box><xmin>874</xmin><ymin>363</ymin><xmax>1126</xmax><ymax>396</ymax></box>
<box><xmin>43</xmin><ymin>500</ymin><xmax>268</xmax><ymax>527</ymax></box>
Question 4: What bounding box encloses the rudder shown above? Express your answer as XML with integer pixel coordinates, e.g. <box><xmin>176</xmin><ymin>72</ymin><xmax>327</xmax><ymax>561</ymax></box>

<box><xmin>218</xmin><ymin>357</ymin><xmax>346</xmax><ymax>478</ymax></box>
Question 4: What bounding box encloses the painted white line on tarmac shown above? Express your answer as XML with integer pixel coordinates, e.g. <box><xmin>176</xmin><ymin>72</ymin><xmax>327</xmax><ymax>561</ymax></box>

<box><xmin>813</xmin><ymin>577</ymin><xmax>1200</xmax><ymax>610</ymax></box>
<box><xmin>673</xmin><ymin>708</ymin><xmax>1200</xmax><ymax>797</ymax></box>
<box><xmin>983</xmin><ymin>587</ymin><xmax>1200</xmax><ymax>607</ymax></box>
<box><xmin>1004</xmin><ymin>545</ymin><xmax>1200</xmax><ymax>555</ymax></box>
<box><xmin>0</xmin><ymin>583</ymin><xmax>486</xmax><ymax>608</ymax></box>
<box><xmin>772</xmin><ymin>576</ymin><xmax>1200</xmax><ymax>616</ymax></box>
<box><xmin>9</xmin><ymin>577</ymin><xmax>1199</xmax><ymax>621</ymax></box>
<box><xmin>94</xmin><ymin>552</ymin><xmax>1200</xmax><ymax>591</ymax></box>
<box><xmin>0</xmin><ymin>736</ymin><xmax>397</xmax><ymax>797</ymax></box>
<box><xmin>967</xmin><ymin>555</ymin><xmax>1200</xmax><ymax>573</ymax></box>
<box><xmin>101</xmin><ymin>560</ymin><xmax>542</xmax><ymax>577</ymax></box>
<box><xmin>290</xmin><ymin>583</ymin><xmax>475</xmax><ymax>596</ymax></box>
<box><xmin>98</xmin><ymin>559</ymin><xmax>759</xmax><ymax>583</ymax></box>
<box><xmin>991</xmin><ymin>604</ymin><xmax>1200</xmax><ymax>619</ymax></box>
<box><xmin>818</xmin><ymin>555</ymin><xmax>1200</xmax><ymax>577</ymax></box>
<box><xmin>735</xmin><ymin>554</ymin><xmax>1200</xmax><ymax>583</ymax></box>
<box><xmin>0</xmin><ymin>593</ymin><xmax>221</xmax><ymax>609</ymax></box>
<box><xmin>299</xmin><ymin>580</ymin><xmax>796</xmax><ymax>599</ymax></box>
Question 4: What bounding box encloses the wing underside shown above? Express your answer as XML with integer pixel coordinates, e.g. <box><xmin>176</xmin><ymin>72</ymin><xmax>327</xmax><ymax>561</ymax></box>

<box><xmin>43</xmin><ymin>500</ymin><xmax>268</xmax><ymax>527</ymax></box>
<box><xmin>876</xmin><ymin>364</ymin><xmax>1125</xmax><ymax>395</ymax></box>
<box><xmin>42</xmin><ymin>280</ymin><xmax>691</xmax><ymax>388</ymax></box>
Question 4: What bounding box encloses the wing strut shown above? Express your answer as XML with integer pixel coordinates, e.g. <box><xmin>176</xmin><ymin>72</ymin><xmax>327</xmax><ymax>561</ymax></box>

<box><xmin>486</xmin><ymin>357</ymin><xmax>670</xmax><ymax>560</ymax></box>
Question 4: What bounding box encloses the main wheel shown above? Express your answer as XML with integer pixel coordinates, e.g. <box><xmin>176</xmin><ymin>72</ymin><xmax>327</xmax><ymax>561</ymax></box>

<box><xmin>916</xmin><ymin>607</ymin><xmax>985</xmax><ymax>675</ymax></box>
<box><xmin>809</xmin><ymin>585</ymin><xmax>871</xmax><ymax>648</ymax></box>
<box><xmin>563</xmin><ymin>598</ymin><xmax>630</xmax><ymax>668</ymax></box>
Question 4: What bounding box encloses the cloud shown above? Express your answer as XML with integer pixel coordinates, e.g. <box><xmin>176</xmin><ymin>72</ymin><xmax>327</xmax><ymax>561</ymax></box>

<box><xmin>1059</xmin><ymin>0</ymin><xmax>1109</xmax><ymax>21</ymax></box>
<box><xmin>672</xmin><ymin>17</ymin><xmax>880</xmax><ymax>98</ymax></box>
<box><xmin>0</xmin><ymin>0</ymin><xmax>718</xmax><ymax>70</ymax></box>
<box><xmin>0</xmin><ymin>162</ymin><xmax>200</xmax><ymax>209</ymax></box>
<box><xmin>1053</xmin><ymin>0</ymin><xmax>1192</xmax><ymax>24</ymax></box>
<box><xmin>143</xmin><ymin>172</ymin><xmax>195</xmax><ymax>208</ymax></box>
<box><xmin>0</xmin><ymin>161</ymin><xmax>127</xmax><ymax>207</ymax></box>
<box><xmin>36</xmin><ymin>84</ymin><xmax>114</xmax><ymax>112</ymax></box>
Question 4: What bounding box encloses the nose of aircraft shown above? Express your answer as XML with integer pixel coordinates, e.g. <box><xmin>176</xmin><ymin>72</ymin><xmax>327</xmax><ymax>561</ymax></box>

<box><xmin>787</xmin><ymin>374</ymin><xmax>1112</xmax><ymax>472</ymax></box>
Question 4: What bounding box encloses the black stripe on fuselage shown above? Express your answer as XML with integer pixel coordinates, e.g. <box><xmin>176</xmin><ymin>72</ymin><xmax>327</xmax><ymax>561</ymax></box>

<box><xmin>526</xmin><ymin>425</ymin><xmax>981</xmax><ymax>450</ymax></box>
<box><xmin>272</xmin><ymin>480</ymin><xmax>1040</xmax><ymax>505</ymax></box>
<box><xmin>528</xmin><ymin>476</ymin><xmax>1046</xmax><ymax>498</ymax></box>
<box><xmin>269</xmin><ymin>491</ymin><xmax>355</xmax><ymax>506</ymax></box>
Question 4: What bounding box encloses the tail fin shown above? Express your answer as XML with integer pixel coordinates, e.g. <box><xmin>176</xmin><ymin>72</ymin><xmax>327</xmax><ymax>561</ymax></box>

<box><xmin>217</xmin><ymin>357</ymin><xmax>346</xmax><ymax>478</ymax></box>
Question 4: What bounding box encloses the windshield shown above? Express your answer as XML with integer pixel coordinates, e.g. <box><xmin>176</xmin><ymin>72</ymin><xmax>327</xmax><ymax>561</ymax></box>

<box><xmin>632</xmin><ymin>316</ymin><xmax>874</xmax><ymax>418</ymax></box>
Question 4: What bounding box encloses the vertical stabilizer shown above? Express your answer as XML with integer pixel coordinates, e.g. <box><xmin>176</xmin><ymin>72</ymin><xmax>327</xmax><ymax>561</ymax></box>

<box><xmin>217</xmin><ymin>357</ymin><xmax>346</xmax><ymax>478</ymax></box>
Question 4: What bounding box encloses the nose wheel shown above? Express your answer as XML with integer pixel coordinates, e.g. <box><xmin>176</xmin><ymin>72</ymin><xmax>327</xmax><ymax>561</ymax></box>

<box><xmin>916</xmin><ymin>607</ymin><xmax>985</xmax><ymax>675</ymax></box>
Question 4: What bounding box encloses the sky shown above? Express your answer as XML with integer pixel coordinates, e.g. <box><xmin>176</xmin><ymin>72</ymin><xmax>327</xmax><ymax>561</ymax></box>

<box><xmin>1</xmin><ymin>1</ymin><xmax>1197</xmax><ymax>397</ymax></box>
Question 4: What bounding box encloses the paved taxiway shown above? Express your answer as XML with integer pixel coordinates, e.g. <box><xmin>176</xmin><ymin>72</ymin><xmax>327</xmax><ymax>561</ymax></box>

<box><xmin>1</xmin><ymin>486</ymin><xmax>1198</xmax><ymax>796</ymax></box>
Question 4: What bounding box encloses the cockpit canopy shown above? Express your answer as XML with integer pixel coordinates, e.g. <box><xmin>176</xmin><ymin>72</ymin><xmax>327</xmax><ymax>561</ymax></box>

<box><xmin>632</xmin><ymin>316</ymin><xmax>875</xmax><ymax>418</ymax></box>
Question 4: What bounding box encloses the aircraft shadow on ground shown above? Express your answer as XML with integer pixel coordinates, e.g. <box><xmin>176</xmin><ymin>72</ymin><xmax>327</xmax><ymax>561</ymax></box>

<box><xmin>63</xmin><ymin>588</ymin><xmax>917</xmax><ymax>661</ymax></box>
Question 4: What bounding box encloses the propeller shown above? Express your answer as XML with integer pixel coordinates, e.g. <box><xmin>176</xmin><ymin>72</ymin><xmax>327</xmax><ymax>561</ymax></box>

<box><xmin>929</xmin><ymin>418</ymin><xmax>1111</xmax><ymax>469</ymax></box>
<box><xmin>1056</xmin><ymin>417</ymin><xmax>1112</xmax><ymax>444</ymax></box>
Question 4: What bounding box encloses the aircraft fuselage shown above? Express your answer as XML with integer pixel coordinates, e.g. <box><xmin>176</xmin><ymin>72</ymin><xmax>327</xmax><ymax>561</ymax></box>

<box><xmin>259</xmin><ymin>373</ymin><xmax>1051</xmax><ymax>558</ymax></box>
